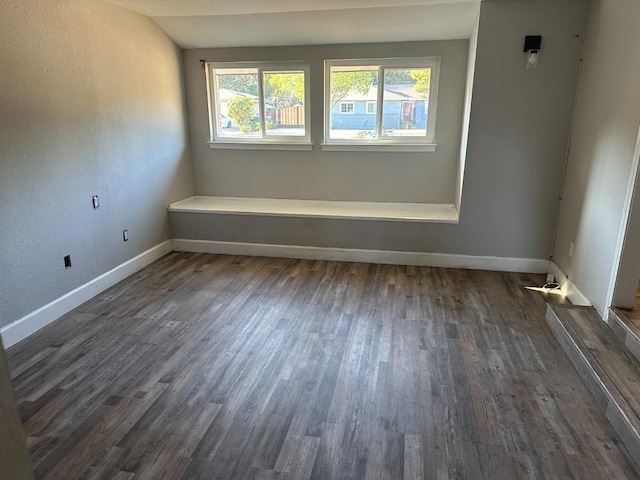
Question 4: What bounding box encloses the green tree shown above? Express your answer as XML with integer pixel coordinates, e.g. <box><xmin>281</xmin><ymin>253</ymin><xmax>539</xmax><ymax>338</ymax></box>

<box><xmin>408</xmin><ymin>69</ymin><xmax>431</xmax><ymax>98</ymax></box>
<box><xmin>264</xmin><ymin>73</ymin><xmax>304</xmax><ymax>108</ymax></box>
<box><xmin>227</xmin><ymin>96</ymin><xmax>254</xmax><ymax>129</ymax></box>
<box><xmin>383</xmin><ymin>70</ymin><xmax>413</xmax><ymax>85</ymax></box>
<box><xmin>217</xmin><ymin>74</ymin><xmax>259</xmax><ymax>96</ymax></box>
<box><xmin>330</xmin><ymin>71</ymin><xmax>375</xmax><ymax>108</ymax></box>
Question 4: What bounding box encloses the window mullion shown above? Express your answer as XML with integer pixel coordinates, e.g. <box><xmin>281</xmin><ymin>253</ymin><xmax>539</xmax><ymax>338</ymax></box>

<box><xmin>258</xmin><ymin>69</ymin><xmax>266</xmax><ymax>138</ymax></box>
<box><xmin>376</xmin><ymin>66</ymin><xmax>384</xmax><ymax>139</ymax></box>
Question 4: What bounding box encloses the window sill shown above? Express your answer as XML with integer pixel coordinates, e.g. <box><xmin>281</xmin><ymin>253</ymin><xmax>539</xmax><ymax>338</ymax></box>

<box><xmin>321</xmin><ymin>143</ymin><xmax>437</xmax><ymax>153</ymax></box>
<box><xmin>208</xmin><ymin>141</ymin><xmax>313</xmax><ymax>151</ymax></box>
<box><xmin>169</xmin><ymin>196</ymin><xmax>459</xmax><ymax>224</ymax></box>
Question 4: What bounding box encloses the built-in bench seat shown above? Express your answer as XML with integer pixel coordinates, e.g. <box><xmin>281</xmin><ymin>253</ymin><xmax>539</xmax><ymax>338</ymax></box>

<box><xmin>169</xmin><ymin>196</ymin><xmax>459</xmax><ymax>223</ymax></box>
<box><xmin>168</xmin><ymin>196</ymin><xmax>550</xmax><ymax>272</ymax></box>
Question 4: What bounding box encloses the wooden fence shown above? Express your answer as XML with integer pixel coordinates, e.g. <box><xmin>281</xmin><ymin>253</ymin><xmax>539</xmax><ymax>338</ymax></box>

<box><xmin>275</xmin><ymin>106</ymin><xmax>305</xmax><ymax>127</ymax></box>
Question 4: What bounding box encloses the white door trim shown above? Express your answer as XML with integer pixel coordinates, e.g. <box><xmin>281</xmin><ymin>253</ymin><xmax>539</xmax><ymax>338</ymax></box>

<box><xmin>607</xmin><ymin>124</ymin><xmax>640</xmax><ymax>310</ymax></box>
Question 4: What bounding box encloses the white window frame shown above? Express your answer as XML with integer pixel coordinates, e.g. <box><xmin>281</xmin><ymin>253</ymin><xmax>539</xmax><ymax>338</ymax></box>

<box><xmin>205</xmin><ymin>61</ymin><xmax>312</xmax><ymax>150</ymax></box>
<box><xmin>339</xmin><ymin>102</ymin><xmax>355</xmax><ymax>114</ymax></box>
<box><xmin>366</xmin><ymin>101</ymin><xmax>376</xmax><ymax>115</ymax></box>
<box><xmin>323</xmin><ymin>57</ymin><xmax>440</xmax><ymax>152</ymax></box>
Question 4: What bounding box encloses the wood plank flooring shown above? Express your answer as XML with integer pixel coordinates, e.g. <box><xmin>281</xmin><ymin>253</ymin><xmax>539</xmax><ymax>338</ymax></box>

<box><xmin>547</xmin><ymin>304</ymin><xmax>640</xmax><ymax>470</ymax></box>
<box><xmin>7</xmin><ymin>252</ymin><xmax>638</xmax><ymax>479</ymax></box>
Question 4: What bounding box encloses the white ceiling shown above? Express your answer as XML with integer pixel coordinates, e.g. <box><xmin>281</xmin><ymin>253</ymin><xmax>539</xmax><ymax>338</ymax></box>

<box><xmin>106</xmin><ymin>0</ymin><xmax>478</xmax><ymax>17</ymax></box>
<box><xmin>105</xmin><ymin>0</ymin><xmax>481</xmax><ymax>48</ymax></box>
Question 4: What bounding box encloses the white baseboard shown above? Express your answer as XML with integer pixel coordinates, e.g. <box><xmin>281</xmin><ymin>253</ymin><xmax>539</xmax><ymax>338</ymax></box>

<box><xmin>173</xmin><ymin>239</ymin><xmax>549</xmax><ymax>274</ymax></box>
<box><xmin>1</xmin><ymin>240</ymin><xmax>172</xmax><ymax>349</ymax></box>
<box><xmin>0</xmin><ymin>238</ymin><xmax>555</xmax><ymax>349</ymax></box>
<box><xmin>549</xmin><ymin>262</ymin><xmax>592</xmax><ymax>307</ymax></box>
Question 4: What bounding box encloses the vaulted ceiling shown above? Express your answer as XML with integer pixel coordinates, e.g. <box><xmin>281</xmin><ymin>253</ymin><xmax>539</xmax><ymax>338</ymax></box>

<box><xmin>105</xmin><ymin>0</ymin><xmax>481</xmax><ymax>48</ymax></box>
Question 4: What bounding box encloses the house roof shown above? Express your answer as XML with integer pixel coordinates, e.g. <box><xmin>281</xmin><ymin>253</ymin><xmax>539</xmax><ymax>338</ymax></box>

<box><xmin>219</xmin><ymin>88</ymin><xmax>275</xmax><ymax>109</ymax></box>
<box><xmin>341</xmin><ymin>84</ymin><xmax>428</xmax><ymax>102</ymax></box>
<box><xmin>218</xmin><ymin>88</ymin><xmax>258</xmax><ymax>101</ymax></box>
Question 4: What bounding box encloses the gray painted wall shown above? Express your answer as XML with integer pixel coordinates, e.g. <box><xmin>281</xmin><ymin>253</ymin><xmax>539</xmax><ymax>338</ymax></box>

<box><xmin>455</xmin><ymin>14</ymin><xmax>479</xmax><ymax>213</ymax></box>
<box><xmin>553</xmin><ymin>0</ymin><xmax>640</xmax><ymax>316</ymax></box>
<box><xmin>174</xmin><ymin>0</ymin><xmax>588</xmax><ymax>259</ymax></box>
<box><xmin>0</xmin><ymin>0</ymin><xmax>194</xmax><ymax>329</ymax></box>
<box><xmin>184</xmin><ymin>41</ymin><xmax>469</xmax><ymax>204</ymax></box>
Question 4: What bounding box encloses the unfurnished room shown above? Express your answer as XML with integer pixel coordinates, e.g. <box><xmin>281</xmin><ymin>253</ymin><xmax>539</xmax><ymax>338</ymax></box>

<box><xmin>1</xmin><ymin>0</ymin><xmax>640</xmax><ymax>478</ymax></box>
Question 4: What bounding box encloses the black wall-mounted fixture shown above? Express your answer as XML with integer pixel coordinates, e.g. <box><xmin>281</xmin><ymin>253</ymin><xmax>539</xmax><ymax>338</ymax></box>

<box><xmin>523</xmin><ymin>35</ymin><xmax>542</xmax><ymax>53</ymax></box>
<box><xmin>524</xmin><ymin>35</ymin><xmax>542</xmax><ymax>69</ymax></box>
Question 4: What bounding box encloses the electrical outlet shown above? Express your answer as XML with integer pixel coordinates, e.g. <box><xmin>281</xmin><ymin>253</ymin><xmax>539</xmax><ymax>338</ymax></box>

<box><xmin>92</xmin><ymin>195</ymin><xmax>99</xmax><ymax>209</ymax></box>
<box><xmin>64</xmin><ymin>255</ymin><xmax>72</xmax><ymax>268</ymax></box>
<box><xmin>123</xmin><ymin>230</ymin><xmax>128</xmax><ymax>242</ymax></box>
<box><xmin>569</xmin><ymin>241</ymin><xmax>575</xmax><ymax>258</ymax></box>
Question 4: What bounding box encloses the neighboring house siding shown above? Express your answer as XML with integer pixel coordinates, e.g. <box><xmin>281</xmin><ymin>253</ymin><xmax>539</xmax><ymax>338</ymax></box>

<box><xmin>331</xmin><ymin>101</ymin><xmax>376</xmax><ymax>130</ymax></box>
<box><xmin>331</xmin><ymin>100</ymin><xmax>428</xmax><ymax>131</ymax></box>
<box><xmin>382</xmin><ymin>100</ymin><xmax>428</xmax><ymax>130</ymax></box>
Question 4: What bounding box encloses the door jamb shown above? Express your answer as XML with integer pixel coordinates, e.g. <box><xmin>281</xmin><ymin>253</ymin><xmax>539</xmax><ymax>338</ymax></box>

<box><xmin>606</xmin><ymin>124</ymin><xmax>640</xmax><ymax>313</ymax></box>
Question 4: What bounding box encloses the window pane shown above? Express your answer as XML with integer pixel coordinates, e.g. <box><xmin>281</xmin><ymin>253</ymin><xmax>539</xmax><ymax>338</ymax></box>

<box><xmin>381</xmin><ymin>68</ymin><xmax>430</xmax><ymax>138</ymax></box>
<box><xmin>340</xmin><ymin>102</ymin><xmax>355</xmax><ymax>114</ymax></box>
<box><xmin>329</xmin><ymin>66</ymin><xmax>377</xmax><ymax>140</ymax></box>
<box><xmin>215</xmin><ymin>69</ymin><xmax>261</xmax><ymax>138</ymax></box>
<box><xmin>263</xmin><ymin>71</ymin><xmax>305</xmax><ymax>137</ymax></box>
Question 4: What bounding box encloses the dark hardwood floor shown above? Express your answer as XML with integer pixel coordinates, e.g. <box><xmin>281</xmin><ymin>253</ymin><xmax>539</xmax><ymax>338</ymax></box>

<box><xmin>7</xmin><ymin>252</ymin><xmax>638</xmax><ymax>479</ymax></box>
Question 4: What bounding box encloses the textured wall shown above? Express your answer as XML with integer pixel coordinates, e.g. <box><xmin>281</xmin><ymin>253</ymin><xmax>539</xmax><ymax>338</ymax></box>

<box><xmin>174</xmin><ymin>0</ymin><xmax>589</xmax><ymax>260</ymax></box>
<box><xmin>455</xmin><ymin>15</ymin><xmax>479</xmax><ymax>212</ymax></box>
<box><xmin>0</xmin><ymin>0</ymin><xmax>194</xmax><ymax>329</ymax></box>
<box><xmin>553</xmin><ymin>0</ymin><xmax>640</xmax><ymax>315</ymax></box>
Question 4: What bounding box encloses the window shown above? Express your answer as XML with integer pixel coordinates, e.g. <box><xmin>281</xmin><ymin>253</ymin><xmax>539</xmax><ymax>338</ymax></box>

<box><xmin>366</xmin><ymin>101</ymin><xmax>376</xmax><ymax>115</ymax></box>
<box><xmin>205</xmin><ymin>62</ymin><xmax>310</xmax><ymax>147</ymax></box>
<box><xmin>324</xmin><ymin>57</ymin><xmax>440</xmax><ymax>149</ymax></box>
<box><xmin>340</xmin><ymin>102</ymin><xmax>355</xmax><ymax>114</ymax></box>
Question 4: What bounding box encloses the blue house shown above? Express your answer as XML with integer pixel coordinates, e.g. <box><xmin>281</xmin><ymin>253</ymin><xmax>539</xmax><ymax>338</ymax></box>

<box><xmin>330</xmin><ymin>84</ymin><xmax>428</xmax><ymax>132</ymax></box>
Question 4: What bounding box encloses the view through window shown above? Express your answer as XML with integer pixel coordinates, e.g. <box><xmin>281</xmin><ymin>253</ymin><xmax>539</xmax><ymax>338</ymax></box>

<box><xmin>207</xmin><ymin>63</ymin><xmax>310</xmax><ymax>143</ymax></box>
<box><xmin>325</xmin><ymin>58</ymin><xmax>440</xmax><ymax>144</ymax></box>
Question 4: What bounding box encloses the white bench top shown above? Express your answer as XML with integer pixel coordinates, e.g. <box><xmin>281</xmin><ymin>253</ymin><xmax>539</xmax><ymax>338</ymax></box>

<box><xmin>169</xmin><ymin>196</ymin><xmax>459</xmax><ymax>223</ymax></box>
